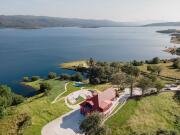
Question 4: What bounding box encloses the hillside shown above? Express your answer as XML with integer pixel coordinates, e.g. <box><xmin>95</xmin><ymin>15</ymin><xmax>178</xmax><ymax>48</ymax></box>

<box><xmin>144</xmin><ymin>22</ymin><xmax>180</xmax><ymax>26</ymax></box>
<box><xmin>0</xmin><ymin>15</ymin><xmax>134</xmax><ymax>29</ymax></box>
<box><xmin>106</xmin><ymin>92</ymin><xmax>180</xmax><ymax>135</ymax></box>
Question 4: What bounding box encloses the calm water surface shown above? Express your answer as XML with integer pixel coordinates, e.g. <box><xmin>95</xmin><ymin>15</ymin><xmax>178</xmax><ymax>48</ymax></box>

<box><xmin>0</xmin><ymin>27</ymin><xmax>179</xmax><ymax>96</ymax></box>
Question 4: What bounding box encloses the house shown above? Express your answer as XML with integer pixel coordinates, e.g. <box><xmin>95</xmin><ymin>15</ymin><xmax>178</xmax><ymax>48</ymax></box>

<box><xmin>80</xmin><ymin>88</ymin><xmax>117</xmax><ymax>115</ymax></box>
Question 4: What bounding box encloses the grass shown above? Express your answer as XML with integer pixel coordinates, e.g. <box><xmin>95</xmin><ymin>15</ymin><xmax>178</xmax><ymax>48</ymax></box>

<box><xmin>61</xmin><ymin>82</ymin><xmax>81</xmax><ymax>97</ymax></box>
<box><xmin>0</xmin><ymin>78</ymin><xmax>112</xmax><ymax>135</ymax></box>
<box><xmin>138</xmin><ymin>62</ymin><xmax>180</xmax><ymax>80</ymax></box>
<box><xmin>23</xmin><ymin>79</ymin><xmax>66</xmax><ymax>101</ymax></box>
<box><xmin>106</xmin><ymin>93</ymin><xmax>180</xmax><ymax>135</ymax></box>
<box><xmin>60</xmin><ymin>60</ymin><xmax>89</xmax><ymax>70</ymax></box>
<box><xmin>84</xmin><ymin>83</ymin><xmax>112</xmax><ymax>92</ymax></box>
<box><xmin>0</xmin><ymin>79</ymin><xmax>70</xmax><ymax>135</ymax></box>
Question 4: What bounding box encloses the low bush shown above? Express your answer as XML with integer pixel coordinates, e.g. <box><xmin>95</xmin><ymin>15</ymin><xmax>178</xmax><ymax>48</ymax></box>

<box><xmin>60</xmin><ymin>74</ymin><xmax>71</xmax><ymax>80</ymax></box>
<box><xmin>172</xmin><ymin>58</ymin><xmax>180</xmax><ymax>69</ymax></box>
<box><xmin>48</xmin><ymin>72</ymin><xmax>57</xmax><ymax>79</ymax></box>
<box><xmin>71</xmin><ymin>73</ymin><xmax>83</xmax><ymax>82</ymax></box>
<box><xmin>31</xmin><ymin>76</ymin><xmax>40</xmax><ymax>81</ymax></box>
<box><xmin>23</xmin><ymin>77</ymin><xmax>29</xmax><ymax>82</ymax></box>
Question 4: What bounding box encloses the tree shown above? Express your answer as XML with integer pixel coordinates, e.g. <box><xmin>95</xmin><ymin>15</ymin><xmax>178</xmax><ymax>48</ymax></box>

<box><xmin>80</xmin><ymin>112</ymin><xmax>109</xmax><ymax>135</ymax></box>
<box><xmin>31</xmin><ymin>76</ymin><xmax>40</xmax><ymax>81</ymax></box>
<box><xmin>154</xmin><ymin>80</ymin><xmax>164</xmax><ymax>93</ymax></box>
<box><xmin>71</xmin><ymin>72</ymin><xmax>83</xmax><ymax>82</ymax></box>
<box><xmin>0</xmin><ymin>85</ymin><xmax>24</xmax><ymax>118</ymax></box>
<box><xmin>121</xmin><ymin>64</ymin><xmax>140</xmax><ymax>97</ymax></box>
<box><xmin>89</xmin><ymin>58</ymin><xmax>95</xmax><ymax>68</ymax></box>
<box><xmin>173</xmin><ymin>91</ymin><xmax>180</xmax><ymax>104</ymax></box>
<box><xmin>60</xmin><ymin>74</ymin><xmax>71</xmax><ymax>80</ymax></box>
<box><xmin>48</xmin><ymin>72</ymin><xmax>57</xmax><ymax>79</ymax></box>
<box><xmin>40</xmin><ymin>82</ymin><xmax>51</xmax><ymax>96</ymax></box>
<box><xmin>23</xmin><ymin>76</ymin><xmax>29</xmax><ymax>82</ymax></box>
<box><xmin>172</xmin><ymin>58</ymin><xmax>180</xmax><ymax>69</ymax></box>
<box><xmin>111</xmin><ymin>72</ymin><xmax>127</xmax><ymax>92</ymax></box>
<box><xmin>147</xmin><ymin>65</ymin><xmax>162</xmax><ymax>76</ymax></box>
<box><xmin>137</xmin><ymin>77</ymin><xmax>153</xmax><ymax>95</ymax></box>
<box><xmin>152</xmin><ymin>57</ymin><xmax>160</xmax><ymax>64</ymax></box>
<box><xmin>12</xmin><ymin>94</ymin><xmax>24</xmax><ymax>105</ymax></box>
<box><xmin>40</xmin><ymin>83</ymin><xmax>51</xmax><ymax>91</ymax></box>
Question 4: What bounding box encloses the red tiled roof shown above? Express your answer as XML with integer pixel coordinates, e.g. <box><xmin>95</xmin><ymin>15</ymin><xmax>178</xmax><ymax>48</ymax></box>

<box><xmin>80</xmin><ymin>88</ymin><xmax>116</xmax><ymax>111</ymax></box>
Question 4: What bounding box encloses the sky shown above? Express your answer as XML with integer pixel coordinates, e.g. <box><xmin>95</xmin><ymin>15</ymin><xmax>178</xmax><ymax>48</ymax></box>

<box><xmin>0</xmin><ymin>0</ymin><xmax>180</xmax><ymax>22</ymax></box>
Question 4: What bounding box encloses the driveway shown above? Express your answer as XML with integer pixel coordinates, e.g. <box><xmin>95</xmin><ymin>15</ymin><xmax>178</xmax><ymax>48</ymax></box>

<box><xmin>42</xmin><ymin>109</ymin><xmax>84</xmax><ymax>135</ymax></box>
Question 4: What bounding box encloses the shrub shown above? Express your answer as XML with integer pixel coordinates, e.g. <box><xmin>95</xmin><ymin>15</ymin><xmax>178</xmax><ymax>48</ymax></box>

<box><xmin>173</xmin><ymin>91</ymin><xmax>180</xmax><ymax>104</ymax></box>
<box><xmin>31</xmin><ymin>76</ymin><xmax>40</xmax><ymax>81</ymax></box>
<box><xmin>0</xmin><ymin>106</ymin><xmax>6</xmax><ymax>118</ymax></box>
<box><xmin>172</xmin><ymin>58</ymin><xmax>180</xmax><ymax>69</ymax></box>
<box><xmin>40</xmin><ymin>82</ymin><xmax>51</xmax><ymax>92</ymax></box>
<box><xmin>152</xmin><ymin>57</ymin><xmax>160</xmax><ymax>64</ymax></box>
<box><xmin>12</xmin><ymin>94</ymin><xmax>24</xmax><ymax>105</ymax></box>
<box><xmin>146</xmin><ymin>57</ymin><xmax>161</xmax><ymax>64</ymax></box>
<box><xmin>23</xmin><ymin>77</ymin><xmax>29</xmax><ymax>82</ymax></box>
<box><xmin>60</xmin><ymin>74</ymin><xmax>71</xmax><ymax>80</ymax></box>
<box><xmin>17</xmin><ymin>113</ymin><xmax>32</xmax><ymax>134</ymax></box>
<box><xmin>71</xmin><ymin>73</ymin><xmax>83</xmax><ymax>82</ymax></box>
<box><xmin>80</xmin><ymin>112</ymin><xmax>109</xmax><ymax>135</ymax></box>
<box><xmin>131</xmin><ymin>60</ymin><xmax>144</xmax><ymax>66</ymax></box>
<box><xmin>48</xmin><ymin>72</ymin><xmax>57</xmax><ymax>79</ymax></box>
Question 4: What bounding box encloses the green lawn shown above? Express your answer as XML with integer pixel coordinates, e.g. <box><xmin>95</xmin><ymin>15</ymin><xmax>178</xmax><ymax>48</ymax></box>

<box><xmin>61</xmin><ymin>82</ymin><xmax>81</xmax><ymax>97</ymax></box>
<box><xmin>23</xmin><ymin>79</ymin><xmax>66</xmax><ymax>101</ymax></box>
<box><xmin>0</xmin><ymin>79</ymin><xmax>70</xmax><ymax>135</ymax></box>
<box><xmin>106</xmin><ymin>93</ymin><xmax>180</xmax><ymax>135</ymax></box>
<box><xmin>0</xmin><ymin>79</ymin><xmax>112</xmax><ymax>135</ymax></box>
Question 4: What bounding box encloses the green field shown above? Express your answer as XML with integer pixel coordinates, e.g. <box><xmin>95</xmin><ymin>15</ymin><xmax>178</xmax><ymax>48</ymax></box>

<box><xmin>0</xmin><ymin>79</ymin><xmax>112</xmax><ymax>135</ymax></box>
<box><xmin>0</xmin><ymin>79</ymin><xmax>71</xmax><ymax>135</ymax></box>
<box><xmin>138</xmin><ymin>62</ymin><xmax>180</xmax><ymax>80</ymax></box>
<box><xmin>106</xmin><ymin>92</ymin><xmax>180</xmax><ymax>135</ymax></box>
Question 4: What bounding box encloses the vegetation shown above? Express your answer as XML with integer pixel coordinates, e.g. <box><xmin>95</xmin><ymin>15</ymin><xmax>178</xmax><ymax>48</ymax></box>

<box><xmin>71</xmin><ymin>72</ymin><xmax>83</xmax><ymax>82</ymax></box>
<box><xmin>147</xmin><ymin>65</ymin><xmax>162</xmax><ymax>75</ymax></box>
<box><xmin>172</xmin><ymin>58</ymin><xmax>180</xmax><ymax>69</ymax></box>
<box><xmin>106</xmin><ymin>93</ymin><xmax>180</xmax><ymax>135</ymax></box>
<box><xmin>31</xmin><ymin>76</ymin><xmax>40</xmax><ymax>82</ymax></box>
<box><xmin>146</xmin><ymin>57</ymin><xmax>161</xmax><ymax>64</ymax></box>
<box><xmin>80</xmin><ymin>112</ymin><xmax>110</xmax><ymax>135</ymax></box>
<box><xmin>48</xmin><ymin>72</ymin><xmax>57</xmax><ymax>79</ymax></box>
<box><xmin>60</xmin><ymin>60</ymin><xmax>89</xmax><ymax>70</ymax></box>
<box><xmin>111</xmin><ymin>72</ymin><xmax>127</xmax><ymax>91</ymax></box>
<box><xmin>121</xmin><ymin>64</ymin><xmax>140</xmax><ymax>96</ymax></box>
<box><xmin>138</xmin><ymin>62</ymin><xmax>180</xmax><ymax>81</ymax></box>
<box><xmin>60</xmin><ymin>72</ymin><xmax>83</xmax><ymax>82</ymax></box>
<box><xmin>89</xmin><ymin>60</ymin><xmax>122</xmax><ymax>84</ymax></box>
<box><xmin>173</xmin><ymin>91</ymin><xmax>180</xmax><ymax>104</ymax></box>
<box><xmin>0</xmin><ymin>85</ymin><xmax>24</xmax><ymax>118</ymax></box>
<box><xmin>23</xmin><ymin>76</ymin><xmax>30</xmax><ymax>82</ymax></box>
<box><xmin>131</xmin><ymin>60</ymin><xmax>144</xmax><ymax>66</ymax></box>
<box><xmin>0</xmin><ymin>80</ymin><xmax>70</xmax><ymax>135</ymax></box>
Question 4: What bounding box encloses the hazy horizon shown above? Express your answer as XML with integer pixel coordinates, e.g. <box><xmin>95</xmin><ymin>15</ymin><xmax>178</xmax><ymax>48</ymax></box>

<box><xmin>0</xmin><ymin>0</ymin><xmax>180</xmax><ymax>22</ymax></box>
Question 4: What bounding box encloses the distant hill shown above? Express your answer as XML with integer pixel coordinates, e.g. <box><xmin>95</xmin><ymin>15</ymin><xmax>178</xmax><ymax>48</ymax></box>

<box><xmin>144</xmin><ymin>22</ymin><xmax>180</xmax><ymax>26</ymax></box>
<box><xmin>0</xmin><ymin>15</ymin><xmax>136</xmax><ymax>29</ymax></box>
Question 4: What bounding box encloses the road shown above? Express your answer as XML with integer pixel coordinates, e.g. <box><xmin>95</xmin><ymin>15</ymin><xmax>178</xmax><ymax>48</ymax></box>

<box><xmin>41</xmin><ymin>109</ymin><xmax>84</xmax><ymax>135</ymax></box>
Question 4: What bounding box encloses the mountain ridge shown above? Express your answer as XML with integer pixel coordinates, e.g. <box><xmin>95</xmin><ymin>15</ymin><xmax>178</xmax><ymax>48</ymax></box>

<box><xmin>0</xmin><ymin>15</ymin><xmax>137</xmax><ymax>29</ymax></box>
